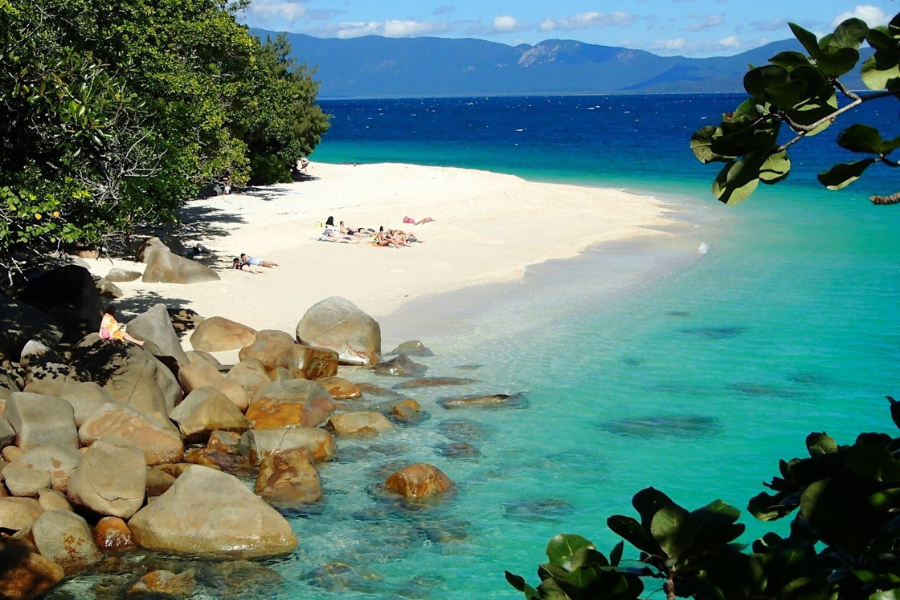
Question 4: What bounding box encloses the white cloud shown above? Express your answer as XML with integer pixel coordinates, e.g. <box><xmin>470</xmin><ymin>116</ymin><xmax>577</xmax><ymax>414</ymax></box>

<box><xmin>244</xmin><ymin>0</ymin><xmax>310</xmax><ymax>27</ymax></box>
<box><xmin>718</xmin><ymin>34</ymin><xmax>742</xmax><ymax>48</ymax></box>
<box><xmin>685</xmin><ymin>14</ymin><xmax>725</xmax><ymax>32</ymax></box>
<box><xmin>832</xmin><ymin>5</ymin><xmax>891</xmax><ymax>27</ymax></box>
<box><xmin>647</xmin><ymin>35</ymin><xmax>769</xmax><ymax>56</ymax></box>
<box><xmin>539</xmin><ymin>11</ymin><xmax>635</xmax><ymax>32</ymax></box>
<box><xmin>314</xmin><ymin>20</ymin><xmax>455</xmax><ymax>39</ymax></box>
<box><xmin>493</xmin><ymin>15</ymin><xmax>525</xmax><ymax>33</ymax></box>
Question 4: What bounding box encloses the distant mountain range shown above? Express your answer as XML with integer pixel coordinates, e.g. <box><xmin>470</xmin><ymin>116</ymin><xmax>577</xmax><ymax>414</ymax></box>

<box><xmin>250</xmin><ymin>29</ymin><xmax>869</xmax><ymax>98</ymax></box>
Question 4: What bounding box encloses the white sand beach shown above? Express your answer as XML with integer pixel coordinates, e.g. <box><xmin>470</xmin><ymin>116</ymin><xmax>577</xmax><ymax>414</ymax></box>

<box><xmin>83</xmin><ymin>162</ymin><xmax>678</xmax><ymax>337</ymax></box>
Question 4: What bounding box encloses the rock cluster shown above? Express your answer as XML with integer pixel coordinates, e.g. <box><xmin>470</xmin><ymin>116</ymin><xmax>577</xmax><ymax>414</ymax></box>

<box><xmin>0</xmin><ymin>285</ymin><xmax>481</xmax><ymax>599</ymax></box>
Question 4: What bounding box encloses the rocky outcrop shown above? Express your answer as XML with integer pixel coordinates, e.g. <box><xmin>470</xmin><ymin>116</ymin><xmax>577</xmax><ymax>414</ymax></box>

<box><xmin>326</xmin><ymin>411</ymin><xmax>392</xmax><ymax>436</ymax></box>
<box><xmin>254</xmin><ymin>448</ymin><xmax>321</xmax><ymax>505</ymax></box>
<box><xmin>126</xmin><ymin>303</ymin><xmax>189</xmax><ymax>366</ymax></box>
<box><xmin>227</xmin><ymin>358</ymin><xmax>271</xmax><ymax>398</ymax></box>
<box><xmin>388</xmin><ymin>340</ymin><xmax>434</xmax><ymax>357</ymax></box>
<box><xmin>0</xmin><ymin>294</ymin><xmax>63</xmax><ymax>362</ymax></box>
<box><xmin>5</xmin><ymin>443</ymin><xmax>82</xmax><ymax>494</ymax></box>
<box><xmin>237</xmin><ymin>330</ymin><xmax>295</xmax><ymax>372</ymax></box>
<box><xmin>245</xmin><ymin>379</ymin><xmax>334</xmax><ymax>429</ymax></box>
<box><xmin>295</xmin><ymin>297</ymin><xmax>382</xmax><ymax>366</ymax></box>
<box><xmin>169</xmin><ymin>387</ymin><xmax>249</xmax><ymax>443</ymax></box>
<box><xmin>239</xmin><ymin>427</ymin><xmax>337</xmax><ymax>465</ymax></box>
<box><xmin>136</xmin><ymin>237</ymin><xmax>170</xmax><ymax>263</ymax></box>
<box><xmin>318</xmin><ymin>377</ymin><xmax>362</xmax><ymax>400</ymax></box>
<box><xmin>18</xmin><ymin>265</ymin><xmax>103</xmax><ymax>342</ymax></box>
<box><xmin>190</xmin><ymin>317</ymin><xmax>257</xmax><ymax>352</ymax></box>
<box><xmin>67</xmin><ymin>436</ymin><xmax>146</xmax><ymax>518</ymax></box>
<box><xmin>127</xmin><ymin>466</ymin><xmax>297</xmax><ymax>558</ymax></box>
<box><xmin>142</xmin><ymin>249</ymin><xmax>220</xmax><ymax>284</ymax></box>
<box><xmin>5</xmin><ymin>392</ymin><xmax>78</xmax><ymax>451</ymax></box>
<box><xmin>278</xmin><ymin>344</ymin><xmax>339</xmax><ymax>380</ymax></box>
<box><xmin>129</xmin><ymin>569</ymin><xmax>197</xmax><ymax>597</ymax></box>
<box><xmin>178</xmin><ymin>361</ymin><xmax>248</xmax><ymax>411</ymax></box>
<box><xmin>31</xmin><ymin>510</ymin><xmax>101</xmax><ymax>574</ymax></box>
<box><xmin>384</xmin><ymin>464</ymin><xmax>454</xmax><ymax>499</ymax></box>
<box><xmin>104</xmin><ymin>268</ymin><xmax>142</xmax><ymax>283</ymax></box>
<box><xmin>2</xmin><ymin>464</ymin><xmax>50</xmax><ymax>497</ymax></box>
<box><xmin>79</xmin><ymin>404</ymin><xmax>183</xmax><ymax>465</ymax></box>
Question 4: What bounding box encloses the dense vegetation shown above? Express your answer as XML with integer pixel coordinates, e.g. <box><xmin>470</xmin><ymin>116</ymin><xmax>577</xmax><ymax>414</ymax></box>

<box><xmin>691</xmin><ymin>14</ymin><xmax>900</xmax><ymax>205</ymax></box>
<box><xmin>510</xmin><ymin>14</ymin><xmax>900</xmax><ymax>600</ymax></box>
<box><xmin>0</xmin><ymin>0</ymin><xmax>328</xmax><ymax>283</ymax></box>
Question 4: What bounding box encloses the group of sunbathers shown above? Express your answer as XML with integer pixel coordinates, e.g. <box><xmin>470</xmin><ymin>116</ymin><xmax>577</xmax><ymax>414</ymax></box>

<box><xmin>318</xmin><ymin>216</ymin><xmax>432</xmax><ymax>248</ymax></box>
<box><xmin>231</xmin><ymin>253</ymin><xmax>278</xmax><ymax>273</ymax></box>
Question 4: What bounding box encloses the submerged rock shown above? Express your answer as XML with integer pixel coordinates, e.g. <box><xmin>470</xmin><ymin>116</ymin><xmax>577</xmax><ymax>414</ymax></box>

<box><xmin>437</xmin><ymin>419</ymin><xmax>489</xmax><ymax>444</ymax></box>
<box><xmin>598</xmin><ymin>415</ymin><xmax>721</xmax><ymax>438</ymax></box>
<box><xmin>679</xmin><ymin>326</ymin><xmax>747</xmax><ymax>339</ymax></box>
<box><xmin>254</xmin><ymin>447</ymin><xmax>322</xmax><ymax>506</ymax></box>
<box><xmin>384</xmin><ymin>464</ymin><xmax>454</xmax><ymax>499</ymax></box>
<box><xmin>326</xmin><ymin>411</ymin><xmax>392</xmax><ymax>436</ymax></box>
<box><xmin>436</xmin><ymin>442</ymin><xmax>482</xmax><ymax>459</ymax></box>
<box><xmin>392</xmin><ymin>377</ymin><xmax>477</xmax><ymax>390</ymax></box>
<box><xmin>387</xmin><ymin>341</ymin><xmax>434</xmax><ymax>357</ymax></box>
<box><xmin>504</xmin><ymin>498</ymin><xmax>573</xmax><ymax>521</ymax></box>
<box><xmin>438</xmin><ymin>392</ymin><xmax>527</xmax><ymax>410</ymax></box>
<box><xmin>373</xmin><ymin>354</ymin><xmax>428</xmax><ymax>377</ymax></box>
<box><xmin>355</xmin><ymin>382</ymin><xmax>402</xmax><ymax>398</ymax></box>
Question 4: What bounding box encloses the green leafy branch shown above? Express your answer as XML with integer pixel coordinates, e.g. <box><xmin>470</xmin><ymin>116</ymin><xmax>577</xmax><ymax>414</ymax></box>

<box><xmin>691</xmin><ymin>13</ymin><xmax>900</xmax><ymax>205</ymax></box>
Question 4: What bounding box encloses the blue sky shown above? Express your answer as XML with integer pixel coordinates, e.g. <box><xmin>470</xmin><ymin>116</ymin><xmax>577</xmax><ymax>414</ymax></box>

<box><xmin>241</xmin><ymin>1</ymin><xmax>896</xmax><ymax>57</ymax></box>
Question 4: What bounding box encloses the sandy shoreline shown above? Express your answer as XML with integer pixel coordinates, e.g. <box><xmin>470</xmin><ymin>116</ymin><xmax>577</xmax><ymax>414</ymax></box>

<box><xmin>83</xmin><ymin>162</ymin><xmax>680</xmax><ymax>339</ymax></box>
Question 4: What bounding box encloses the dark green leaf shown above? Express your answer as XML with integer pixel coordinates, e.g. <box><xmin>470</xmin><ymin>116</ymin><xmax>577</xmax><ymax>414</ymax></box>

<box><xmin>770</xmin><ymin>51</ymin><xmax>811</xmax><ymax>69</ymax></box>
<box><xmin>748</xmin><ymin>491</ymin><xmax>797</xmax><ymax>521</ymax></box>
<box><xmin>607</xmin><ymin>515</ymin><xmax>663</xmax><ymax>556</ymax></box>
<box><xmin>546</xmin><ymin>534</ymin><xmax>595</xmax><ymax>568</ymax></box>
<box><xmin>650</xmin><ymin>504</ymin><xmax>695</xmax><ymax>562</ymax></box>
<box><xmin>816</xmin><ymin>47</ymin><xmax>860</xmax><ymax>77</ymax></box>
<box><xmin>505</xmin><ymin>571</ymin><xmax>541</xmax><ymax>599</ymax></box>
<box><xmin>866</xmin><ymin>28</ymin><xmax>898</xmax><ymax>52</ymax></box>
<box><xmin>744</xmin><ymin>65</ymin><xmax>790</xmax><ymax>97</ymax></box>
<box><xmin>765</xmin><ymin>80</ymin><xmax>808</xmax><ymax>109</ymax></box>
<box><xmin>691</xmin><ymin>126</ymin><xmax>726</xmax><ymax>164</ymax></box>
<box><xmin>759</xmin><ymin>151</ymin><xmax>791</xmax><ymax>184</ymax></box>
<box><xmin>805</xmin><ymin>432</ymin><xmax>837</xmax><ymax>456</ymax></box>
<box><xmin>837</xmin><ymin>124</ymin><xmax>884</xmax><ymax>154</ymax></box>
<box><xmin>789</xmin><ymin>23</ymin><xmax>822</xmax><ymax>57</ymax></box>
<box><xmin>826</xmin><ymin>18</ymin><xmax>869</xmax><ymax>51</ymax></box>
<box><xmin>817</xmin><ymin>159</ymin><xmax>877</xmax><ymax>191</ymax></box>
<box><xmin>609</xmin><ymin>541</ymin><xmax>624</xmax><ymax>567</ymax></box>
<box><xmin>862</xmin><ymin>52</ymin><xmax>900</xmax><ymax>91</ymax></box>
<box><xmin>712</xmin><ymin>156</ymin><xmax>762</xmax><ymax>205</ymax></box>
<box><xmin>632</xmin><ymin>488</ymin><xmax>674</xmax><ymax>530</ymax></box>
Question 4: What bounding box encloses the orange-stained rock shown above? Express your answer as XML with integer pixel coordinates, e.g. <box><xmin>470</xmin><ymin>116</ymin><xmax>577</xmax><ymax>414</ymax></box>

<box><xmin>207</xmin><ymin>431</ymin><xmax>242</xmax><ymax>454</ymax></box>
<box><xmin>278</xmin><ymin>344</ymin><xmax>339</xmax><ymax>381</ymax></box>
<box><xmin>326</xmin><ymin>411</ymin><xmax>392</xmax><ymax>436</ymax></box>
<box><xmin>0</xmin><ymin>546</ymin><xmax>64</xmax><ymax>600</ymax></box>
<box><xmin>384</xmin><ymin>464</ymin><xmax>454</xmax><ymax>499</ymax></box>
<box><xmin>31</xmin><ymin>510</ymin><xmax>101</xmax><ymax>574</ymax></box>
<box><xmin>94</xmin><ymin>516</ymin><xmax>136</xmax><ymax>550</ymax></box>
<box><xmin>239</xmin><ymin>428</ymin><xmax>336</xmax><ymax>465</ymax></box>
<box><xmin>190</xmin><ymin>317</ymin><xmax>257</xmax><ymax>353</ymax></box>
<box><xmin>245</xmin><ymin>380</ymin><xmax>334</xmax><ymax>429</ymax></box>
<box><xmin>78</xmin><ymin>404</ymin><xmax>183</xmax><ymax>465</ymax></box>
<box><xmin>319</xmin><ymin>377</ymin><xmax>362</xmax><ymax>400</ymax></box>
<box><xmin>128</xmin><ymin>569</ymin><xmax>196</xmax><ymax>597</ymax></box>
<box><xmin>254</xmin><ymin>448</ymin><xmax>321</xmax><ymax>505</ymax></box>
<box><xmin>1</xmin><ymin>446</ymin><xmax>24</xmax><ymax>462</ymax></box>
<box><xmin>183</xmin><ymin>448</ymin><xmax>244</xmax><ymax>472</ymax></box>
<box><xmin>392</xmin><ymin>399</ymin><xmax>421</xmax><ymax>422</ymax></box>
<box><xmin>238</xmin><ymin>331</ymin><xmax>294</xmax><ymax>373</ymax></box>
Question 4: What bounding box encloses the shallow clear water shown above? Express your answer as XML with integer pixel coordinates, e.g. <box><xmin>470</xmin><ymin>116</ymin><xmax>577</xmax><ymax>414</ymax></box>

<box><xmin>54</xmin><ymin>95</ymin><xmax>900</xmax><ymax>598</ymax></box>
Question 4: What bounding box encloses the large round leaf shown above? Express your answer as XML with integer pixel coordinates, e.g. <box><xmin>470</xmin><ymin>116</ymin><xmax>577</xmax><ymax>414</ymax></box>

<box><xmin>712</xmin><ymin>157</ymin><xmax>762</xmax><ymax>205</ymax></box>
<box><xmin>650</xmin><ymin>504</ymin><xmax>695</xmax><ymax>562</ymax></box>
<box><xmin>607</xmin><ymin>515</ymin><xmax>663</xmax><ymax>556</ymax></box>
<box><xmin>546</xmin><ymin>534</ymin><xmax>595</xmax><ymax>569</ymax></box>
<box><xmin>759</xmin><ymin>151</ymin><xmax>791</xmax><ymax>184</ymax></box>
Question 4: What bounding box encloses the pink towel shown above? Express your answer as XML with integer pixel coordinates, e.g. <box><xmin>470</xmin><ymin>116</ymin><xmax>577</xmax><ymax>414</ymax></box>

<box><xmin>403</xmin><ymin>216</ymin><xmax>415</xmax><ymax>224</ymax></box>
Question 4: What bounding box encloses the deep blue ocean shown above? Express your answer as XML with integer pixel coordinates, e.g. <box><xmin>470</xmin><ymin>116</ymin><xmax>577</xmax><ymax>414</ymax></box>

<box><xmin>52</xmin><ymin>95</ymin><xmax>900</xmax><ymax>599</ymax></box>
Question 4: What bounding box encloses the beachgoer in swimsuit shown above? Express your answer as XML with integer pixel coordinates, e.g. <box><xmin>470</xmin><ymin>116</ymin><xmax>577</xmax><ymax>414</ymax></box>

<box><xmin>99</xmin><ymin>306</ymin><xmax>145</xmax><ymax>346</ymax></box>
<box><xmin>239</xmin><ymin>253</ymin><xmax>278</xmax><ymax>267</ymax></box>
<box><xmin>232</xmin><ymin>257</ymin><xmax>263</xmax><ymax>273</ymax></box>
<box><xmin>374</xmin><ymin>226</ymin><xmax>400</xmax><ymax>248</ymax></box>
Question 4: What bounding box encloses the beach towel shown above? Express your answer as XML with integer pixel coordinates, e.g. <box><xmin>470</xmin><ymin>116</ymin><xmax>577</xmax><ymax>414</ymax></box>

<box><xmin>403</xmin><ymin>216</ymin><xmax>415</xmax><ymax>224</ymax></box>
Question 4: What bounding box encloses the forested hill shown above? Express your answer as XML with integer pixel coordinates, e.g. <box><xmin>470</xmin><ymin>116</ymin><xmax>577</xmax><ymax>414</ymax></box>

<box><xmin>250</xmin><ymin>30</ymin><xmax>869</xmax><ymax>98</ymax></box>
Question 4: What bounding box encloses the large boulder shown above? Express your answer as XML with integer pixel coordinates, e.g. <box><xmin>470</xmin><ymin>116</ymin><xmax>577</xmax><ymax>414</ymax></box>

<box><xmin>5</xmin><ymin>392</ymin><xmax>78</xmax><ymax>451</ymax></box>
<box><xmin>0</xmin><ymin>497</ymin><xmax>44</xmax><ymax>532</ymax></box>
<box><xmin>169</xmin><ymin>387</ymin><xmax>249</xmax><ymax>443</ymax></box>
<box><xmin>142</xmin><ymin>249</ymin><xmax>220</xmax><ymax>284</ymax></box>
<box><xmin>136</xmin><ymin>236</ymin><xmax>170</xmax><ymax>263</ymax></box>
<box><xmin>384</xmin><ymin>464</ymin><xmax>454</xmax><ymax>499</ymax></box>
<box><xmin>6</xmin><ymin>443</ymin><xmax>82</xmax><ymax>494</ymax></box>
<box><xmin>104</xmin><ymin>268</ymin><xmax>141</xmax><ymax>283</ymax></box>
<box><xmin>2</xmin><ymin>465</ymin><xmax>50</xmax><ymax>497</ymax></box>
<box><xmin>191</xmin><ymin>317</ymin><xmax>257</xmax><ymax>352</ymax></box>
<box><xmin>178</xmin><ymin>361</ymin><xmax>248</xmax><ymax>411</ymax></box>
<box><xmin>70</xmin><ymin>333</ymin><xmax>182</xmax><ymax>415</ymax></box>
<box><xmin>227</xmin><ymin>358</ymin><xmax>271</xmax><ymax>398</ymax></box>
<box><xmin>318</xmin><ymin>377</ymin><xmax>362</xmax><ymax>400</ymax></box>
<box><xmin>295</xmin><ymin>297</ymin><xmax>382</xmax><ymax>366</ymax></box>
<box><xmin>31</xmin><ymin>510</ymin><xmax>101</xmax><ymax>574</ymax></box>
<box><xmin>0</xmin><ymin>548</ymin><xmax>64</xmax><ymax>600</ymax></box>
<box><xmin>67</xmin><ymin>436</ymin><xmax>146</xmax><ymax>519</ymax></box>
<box><xmin>126</xmin><ymin>303</ymin><xmax>189</xmax><ymax>366</ymax></box>
<box><xmin>127</xmin><ymin>466</ymin><xmax>297</xmax><ymax>558</ymax></box>
<box><xmin>20</xmin><ymin>341</ymin><xmax>88</xmax><ymax>391</ymax></box>
<box><xmin>41</xmin><ymin>382</ymin><xmax>113</xmax><ymax>428</ymax></box>
<box><xmin>239</xmin><ymin>427</ymin><xmax>337</xmax><ymax>465</ymax></box>
<box><xmin>18</xmin><ymin>265</ymin><xmax>103</xmax><ymax>342</ymax></box>
<box><xmin>0</xmin><ymin>294</ymin><xmax>63</xmax><ymax>362</ymax></box>
<box><xmin>238</xmin><ymin>330</ymin><xmax>295</xmax><ymax>372</ymax></box>
<box><xmin>245</xmin><ymin>379</ymin><xmax>334</xmax><ymax>429</ymax></box>
<box><xmin>37</xmin><ymin>489</ymin><xmax>73</xmax><ymax>513</ymax></box>
<box><xmin>79</xmin><ymin>404</ymin><xmax>183</xmax><ymax>465</ymax></box>
<box><xmin>254</xmin><ymin>448</ymin><xmax>321</xmax><ymax>505</ymax></box>
<box><xmin>102</xmin><ymin>360</ymin><xmax>176</xmax><ymax>430</ymax></box>
<box><xmin>326</xmin><ymin>411</ymin><xmax>392</xmax><ymax>436</ymax></box>
<box><xmin>0</xmin><ymin>417</ymin><xmax>14</xmax><ymax>447</ymax></box>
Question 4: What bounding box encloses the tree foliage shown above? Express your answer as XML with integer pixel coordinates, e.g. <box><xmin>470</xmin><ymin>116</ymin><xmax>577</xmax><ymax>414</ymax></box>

<box><xmin>691</xmin><ymin>13</ymin><xmax>900</xmax><ymax>205</ymax></box>
<box><xmin>508</xmin><ymin>398</ymin><xmax>900</xmax><ymax>600</ymax></box>
<box><xmin>0</xmin><ymin>0</ymin><xmax>328</xmax><ymax>282</ymax></box>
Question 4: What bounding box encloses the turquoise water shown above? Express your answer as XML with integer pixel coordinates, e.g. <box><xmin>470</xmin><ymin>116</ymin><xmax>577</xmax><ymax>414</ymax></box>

<box><xmin>268</xmin><ymin>95</ymin><xmax>898</xmax><ymax>599</ymax></box>
<box><xmin>53</xmin><ymin>96</ymin><xmax>900</xmax><ymax>598</ymax></box>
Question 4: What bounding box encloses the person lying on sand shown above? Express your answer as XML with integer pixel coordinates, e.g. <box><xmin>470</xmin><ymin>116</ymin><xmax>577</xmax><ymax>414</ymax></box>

<box><xmin>232</xmin><ymin>258</ymin><xmax>263</xmax><ymax>273</ymax></box>
<box><xmin>318</xmin><ymin>229</ymin><xmax>359</xmax><ymax>244</ymax></box>
<box><xmin>239</xmin><ymin>253</ymin><xmax>278</xmax><ymax>267</ymax></box>
<box><xmin>100</xmin><ymin>305</ymin><xmax>145</xmax><ymax>346</ymax></box>
<box><xmin>340</xmin><ymin>221</ymin><xmax>374</xmax><ymax>236</ymax></box>
<box><xmin>403</xmin><ymin>216</ymin><xmax>435</xmax><ymax>225</ymax></box>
